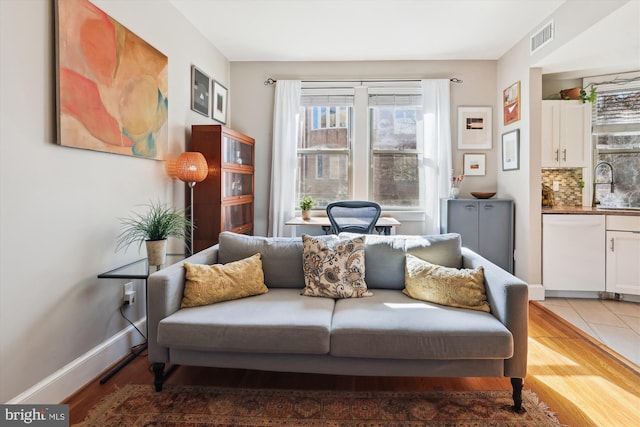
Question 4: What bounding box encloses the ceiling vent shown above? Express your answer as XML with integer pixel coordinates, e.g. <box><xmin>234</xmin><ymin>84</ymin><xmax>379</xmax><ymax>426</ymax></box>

<box><xmin>530</xmin><ymin>21</ymin><xmax>554</xmax><ymax>55</ymax></box>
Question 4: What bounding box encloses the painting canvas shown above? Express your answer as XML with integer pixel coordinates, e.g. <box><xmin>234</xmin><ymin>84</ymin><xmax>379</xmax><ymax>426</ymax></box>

<box><xmin>55</xmin><ymin>0</ymin><xmax>168</xmax><ymax>159</ymax></box>
<box><xmin>457</xmin><ymin>107</ymin><xmax>492</xmax><ymax>149</ymax></box>
<box><xmin>503</xmin><ymin>81</ymin><xmax>520</xmax><ymax>125</ymax></box>
<box><xmin>212</xmin><ymin>80</ymin><xmax>228</xmax><ymax>124</ymax></box>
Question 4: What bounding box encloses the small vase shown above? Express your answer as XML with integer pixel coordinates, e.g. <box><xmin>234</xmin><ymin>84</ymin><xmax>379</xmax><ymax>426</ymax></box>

<box><xmin>450</xmin><ymin>187</ymin><xmax>460</xmax><ymax>199</ymax></box>
<box><xmin>146</xmin><ymin>239</ymin><xmax>167</xmax><ymax>266</ymax></box>
<box><xmin>301</xmin><ymin>210</ymin><xmax>312</xmax><ymax>220</ymax></box>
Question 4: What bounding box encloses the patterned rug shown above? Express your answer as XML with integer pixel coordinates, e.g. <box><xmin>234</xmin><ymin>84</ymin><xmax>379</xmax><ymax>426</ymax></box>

<box><xmin>74</xmin><ymin>384</ymin><xmax>564</xmax><ymax>427</ymax></box>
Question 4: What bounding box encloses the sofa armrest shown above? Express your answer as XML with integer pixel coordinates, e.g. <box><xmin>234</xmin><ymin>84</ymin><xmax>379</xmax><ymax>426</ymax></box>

<box><xmin>147</xmin><ymin>245</ymin><xmax>219</xmax><ymax>363</ymax></box>
<box><xmin>461</xmin><ymin>247</ymin><xmax>528</xmax><ymax>378</ymax></box>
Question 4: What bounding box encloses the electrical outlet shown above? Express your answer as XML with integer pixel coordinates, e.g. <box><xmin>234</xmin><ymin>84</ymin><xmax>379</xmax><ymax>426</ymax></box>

<box><xmin>123</xmin><ymin>282</ymin><xmax>135</xmax><ymax>305</ymax></box>
<box><xmin>552</xmin><ymin>181</ymin><xmax>560</xmax><ymax>191</ymax></box>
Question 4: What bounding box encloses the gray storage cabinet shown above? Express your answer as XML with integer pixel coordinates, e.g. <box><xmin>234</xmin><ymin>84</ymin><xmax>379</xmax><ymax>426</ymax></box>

<box><xmin>440</xmin><ymin>199</ymin><xmax>514</xmax><ymax>273</ymax></box>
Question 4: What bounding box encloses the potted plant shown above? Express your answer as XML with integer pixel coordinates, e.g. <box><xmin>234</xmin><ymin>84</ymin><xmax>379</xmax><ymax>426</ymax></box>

<box><xmin>116</xmin><ymin>201</ymin><xmax>192</xmax><ymax>266</ymax></box>
<box><xmin>299</xmin><ymin>196</ymin><xmax>314</xmax><ymax>220</ymax></box>
<box><xmin>558</xmin><ymin>86</ymin><xmax>596</xmax><ymax>103</ymax></box>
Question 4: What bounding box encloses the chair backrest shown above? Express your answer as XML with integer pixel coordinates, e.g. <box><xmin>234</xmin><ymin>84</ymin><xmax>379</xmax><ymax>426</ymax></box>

<box><xmin>326</xmin><ymin>201</ymin><xmax>382</xmax><ymax>234</ymax></box>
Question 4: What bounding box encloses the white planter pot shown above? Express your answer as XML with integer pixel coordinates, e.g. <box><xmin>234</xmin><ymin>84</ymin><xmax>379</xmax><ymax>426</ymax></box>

<box><xmin>145</xmin><ymin>239</ymin><xmax>168</xmax><ymax>266</ymax></box>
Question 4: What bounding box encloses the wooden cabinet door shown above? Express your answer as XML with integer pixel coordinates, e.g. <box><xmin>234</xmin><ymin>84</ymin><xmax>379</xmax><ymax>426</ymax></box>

<box><xmin>559</xmin><ymin>102</ymin><xmax>591</xmax><ymax>167</ymax></box>
<box><xmin>606</xmin><ymin>231</ymin><xmax>640</xmax><ymax>296</ymax></box>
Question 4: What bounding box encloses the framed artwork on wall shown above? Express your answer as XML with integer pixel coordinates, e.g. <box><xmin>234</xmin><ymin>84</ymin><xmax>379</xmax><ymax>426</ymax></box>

<box><xmin>457</xmin><ymin>107</ymin><xmax>492</xmax><ymax>149</ymax></box>
<box><xmin>502</xmin><ymin>129</ymin><xmax>520</xmax><ymax>171</ymax></box>
<box><xmin>55</xmin><ymin>0</ymin><xmax>168</xmax><ymax>160</ymax></box>
<box><xmin>191</xmin><ymin>66</ymin><xmax>210</xmax><ymax>117</ymax></box>
<box><xmin>463</xmin><ymin>153</ymin><xmax>486</xmax><ymax>176</ymax></box>
<box><xmin>503</xmin><ymin>81</ymin><xmax>520</xmax><ymax>125</ymax></box>
<box><xmin>212</xmin><ymin>80</ymin><xmax>228</xmax><ymax>124</ymax></box>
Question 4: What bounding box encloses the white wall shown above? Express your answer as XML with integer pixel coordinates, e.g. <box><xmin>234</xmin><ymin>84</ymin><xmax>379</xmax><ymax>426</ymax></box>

<box><xmin>0</xmin><ymin>0</ymin><xmax>228</xmax><ymax>402</ymax></box>
<box><xmin>496</xmin><ymin>0</ymin><xmax>631</xmax><ymax>288</ymax></box>
<box><xmin>230</xmin><ymin>60</ymin><xmax>498</xmax><ymax>236</ymax></box>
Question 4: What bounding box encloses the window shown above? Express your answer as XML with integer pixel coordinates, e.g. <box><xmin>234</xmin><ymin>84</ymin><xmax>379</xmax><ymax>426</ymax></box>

<box><xmin>592</xmin><ymin>88</ymin><xmax>640</xmax><ymax>149</ymax></box>
<box><xmin>296</xmin><ymin>85</ymin><xmax>424</xmax><ymax>210</ymax></box>
<box><xmin>296</xmin><ymin>91</ymin><xmax>353</xmax><ymax>208</ymax></box>
<box><xmin>369</xmin><ymin>92</ymin><xmax>423</xmax><ymax>209</ymax></box>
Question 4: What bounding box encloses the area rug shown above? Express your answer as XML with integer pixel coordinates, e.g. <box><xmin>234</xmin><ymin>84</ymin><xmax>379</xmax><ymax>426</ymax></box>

<box><xmin>74</xmin><ymin>384</ymin><xmax>564</xmax><ymax>427</ymax></box>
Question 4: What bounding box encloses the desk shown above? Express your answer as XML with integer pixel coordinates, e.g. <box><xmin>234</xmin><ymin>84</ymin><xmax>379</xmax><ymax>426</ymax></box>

<box><xmin>97</xmin><ymin>253</ymin><xmax>184</xmax><ymax>383</ymax></box>
<box><xmin>286</xmin><ymin>216</ymin><xmax>400</xmax><ymax>236</ymax></box>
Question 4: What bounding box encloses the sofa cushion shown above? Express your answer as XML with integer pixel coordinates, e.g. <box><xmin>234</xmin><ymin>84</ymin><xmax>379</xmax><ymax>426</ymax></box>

<box><xmin>301</xmin><ymin>234</ymin><xmax>372</xmax><ymax>298</ymax></box>
<box><xmin>159</xmin><ymin>289</ymin><xmax>334</xmax><ymax>354</ymax></box>
<box><xmin>403</xmin><ymin>254</ymin><xmax>490</xmax><ymax>313</ymax></box>
<box><xmin>330</xmin><ymin>289</ymin><xmax>512</xmax><ymax>359</ymax></box>
<box><xmin>341</xmin><ymin>233</ymin><xmax>462</xmax><ymax>289</ymax></box>
<box><xmin>218</xmin><ymin>232</ymin><xmax>305</xmax><ymax>288</ymax></box>
<box><xmin>180</xmin><ymin>254</ymin><xmax>268</xmax><ymax>308</ymax></box>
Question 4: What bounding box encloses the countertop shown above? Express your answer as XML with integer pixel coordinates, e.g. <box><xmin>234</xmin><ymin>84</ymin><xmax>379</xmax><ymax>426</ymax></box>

<box><xmin>542</xmin><ymin>206</ymin><xmax>640</xmax><ymax>216</ymax></box>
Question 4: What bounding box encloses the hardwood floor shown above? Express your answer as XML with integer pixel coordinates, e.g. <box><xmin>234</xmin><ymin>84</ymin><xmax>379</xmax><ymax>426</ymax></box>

<box><xmin>65</xmin><ymin>302</ymin><xmax>640</xmax><ymax>426</ymax></box>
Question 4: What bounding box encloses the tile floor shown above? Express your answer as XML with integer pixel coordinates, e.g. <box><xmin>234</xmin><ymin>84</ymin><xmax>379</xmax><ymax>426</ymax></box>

<box><xmin>538</xmin><ymin>298</ymin><xmax>640</xmax><ymax>367</ymax></box>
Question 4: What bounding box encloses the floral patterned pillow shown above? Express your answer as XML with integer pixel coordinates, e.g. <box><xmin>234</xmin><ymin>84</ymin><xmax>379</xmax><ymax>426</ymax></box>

<box><xmin>301</xmin><ymin>234</ymin><xmax>372</xmax><ymax>298</ymax></box>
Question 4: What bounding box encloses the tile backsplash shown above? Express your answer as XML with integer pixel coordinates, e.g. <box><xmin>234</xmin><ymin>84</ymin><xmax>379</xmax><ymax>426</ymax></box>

<box><xmin>541</xmin><ymin>169</ymin><xmax>583</xmax><ymax>206</ymax></box>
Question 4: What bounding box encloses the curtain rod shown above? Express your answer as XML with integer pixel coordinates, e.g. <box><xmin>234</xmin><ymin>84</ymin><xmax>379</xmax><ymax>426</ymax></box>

<box><xmin>263</xmin><ymin>77</ymin><xmax>463</xmax><ymax>86</ymax></box>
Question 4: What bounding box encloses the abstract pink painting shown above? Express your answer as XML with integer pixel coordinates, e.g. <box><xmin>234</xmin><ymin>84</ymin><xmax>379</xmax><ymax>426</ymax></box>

<box><xmin>55</xmin><ymin>0</ymin><xmax>168</xmax><ymax>159</ymax></box>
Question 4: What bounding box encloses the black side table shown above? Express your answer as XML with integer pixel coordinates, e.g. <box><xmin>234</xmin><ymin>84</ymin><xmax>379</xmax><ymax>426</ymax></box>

<box><xmin>97</xmin><ymin>254</ymin><xmax>185</xmax><ymax>383</ymax></box>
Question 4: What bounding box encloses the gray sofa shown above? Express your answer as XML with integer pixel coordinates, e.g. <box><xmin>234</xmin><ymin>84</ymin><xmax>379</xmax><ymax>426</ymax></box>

<box><xmin>148</xmin><ymin>231</ymin><xmax>528</xmax><ymax>411</ymax></box>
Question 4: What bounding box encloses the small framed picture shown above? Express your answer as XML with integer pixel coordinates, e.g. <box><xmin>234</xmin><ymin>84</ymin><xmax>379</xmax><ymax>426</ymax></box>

<box><xmin>502</xmin><ymin>129</ymin><xmax>520</xmax><ymax>171</ymax></box>
<box><xmin>212</xmin><ymin>80</ymin><xmax>228</xmax><ymax>124</ymax></box>
<box><xmin>503</xmin><ymin>81</ymin><xmax>521</xmax><ymax>125</ymax></box>
<box><xmin>463</xmin><ymin>153</ymin><xmax>486</xmax><ymax>176</ymax></box>
<box><xmin>457</xmin><ymin>107</ymin><xmax>492</xmax><ymax>149</ymax></box>
<box><xmin>191</xmin><ymin>66</ymin><xmax>210</xmax><ymax>117</ymax></box>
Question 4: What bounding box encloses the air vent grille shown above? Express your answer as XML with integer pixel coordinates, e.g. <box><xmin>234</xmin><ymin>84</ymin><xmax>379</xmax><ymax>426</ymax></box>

<box><xmin>530</xmin><ymin>21</ymin><xmax>554</xmax><ymax>54</ymax></box>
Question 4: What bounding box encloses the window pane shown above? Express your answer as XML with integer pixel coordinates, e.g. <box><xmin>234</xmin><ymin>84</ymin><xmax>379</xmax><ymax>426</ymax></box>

<box><xmin>297</xmin><ymin>153</ymin><xmax>349</xmax><ymax>208</ymax></box>
<box><xmin>372</xmin><ymin>154</ymin><xmax>420</xmax><ymax>208</ymax></box>
<box><xmin>299</xmin><ymin>106</ymin><xmax>350</xmax><ymax>149</ymax></box>
<box><xmin>370</xmin><ymin>106</ymin><xmax>422</xmax><ymax>150</ymax></box>
<box><xmin>594</xmin><ymin>90</ymin><xmax>640</xmax><ymax>125</ymax></box>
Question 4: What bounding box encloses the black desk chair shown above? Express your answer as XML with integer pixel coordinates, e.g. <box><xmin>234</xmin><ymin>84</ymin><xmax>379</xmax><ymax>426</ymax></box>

<box><xmin>326</xmin><ymin>201</ymin><xmax>381</xmax><ymax>234</ymax></box>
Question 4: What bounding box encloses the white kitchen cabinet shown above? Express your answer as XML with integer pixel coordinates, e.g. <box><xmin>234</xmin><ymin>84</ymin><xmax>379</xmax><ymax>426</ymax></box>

<box><xmin>541</xmin><ymin>100</ymin><xmax>591</xmax><ymax>168</ymax></box>
<box><xmin>606</xmin><ymin>216</ymin><xmax>640</xmax><ymax>296</ymax></box>
<box><xmin>542</xmin><ymin>215</ymin><xmax>605</xmax><ymax>292</ymax></box>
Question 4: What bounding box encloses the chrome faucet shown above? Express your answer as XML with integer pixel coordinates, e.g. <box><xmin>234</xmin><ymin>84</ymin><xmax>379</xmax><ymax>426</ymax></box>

<box><xmin>593</xmin><ymin>161</ymin><xmax>615</xmax><ymax>206</ymax></box>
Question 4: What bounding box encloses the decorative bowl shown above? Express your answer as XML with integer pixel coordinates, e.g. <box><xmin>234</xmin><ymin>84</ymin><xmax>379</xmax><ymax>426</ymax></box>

<box><xmin>471</xmin><ymin>192</ymin><xmax>496</xmax><ymax>199</ymax></box>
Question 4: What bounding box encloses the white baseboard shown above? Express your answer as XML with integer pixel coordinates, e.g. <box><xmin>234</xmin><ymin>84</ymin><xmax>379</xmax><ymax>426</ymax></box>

<box><xmin>528</xmin><ymin>284</ymin><xmax>545</xmax><ymax>301</ymax></box>
<box><xmin>7</xmin><ymin>319</ymin><xmax>146</xmax><ymax>404</ymax></box>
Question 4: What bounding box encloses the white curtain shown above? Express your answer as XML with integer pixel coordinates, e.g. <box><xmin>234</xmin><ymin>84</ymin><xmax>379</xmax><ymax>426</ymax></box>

<box><xmin>268</xmin><ymin>80</ymin><xmax>301</xmax><ymax>237</ymax></box>
<box><xmin>422</xmin><ymin>79</ymin><xmax>452</xmax><ymax>235</ymax></box>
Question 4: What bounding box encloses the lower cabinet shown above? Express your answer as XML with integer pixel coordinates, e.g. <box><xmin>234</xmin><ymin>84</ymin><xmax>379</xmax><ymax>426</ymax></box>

<box><xmin>440</xmin><ymin>199</ymin><xmax>514</xmax><ymax>273</ymax></box>
<box><xmin>606</xmin><ymin>216</ymin><xmax>640</xmax><ymax>296</ymax></box>
<box><xmin>542</xmin><ymin>215</ymin><xmax>605</xmax><ymax>292</ymax></box>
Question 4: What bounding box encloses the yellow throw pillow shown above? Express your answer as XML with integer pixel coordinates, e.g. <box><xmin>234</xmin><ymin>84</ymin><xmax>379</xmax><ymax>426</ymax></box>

<box><xmin>403</xmin><ymin>254</ymin><xmax>490</xmax><ymax>312</ymax></box>
<box><xmin>181</xmin><ymin>253</ymin><xmax>268</xmax><ymax>308</ymax></box>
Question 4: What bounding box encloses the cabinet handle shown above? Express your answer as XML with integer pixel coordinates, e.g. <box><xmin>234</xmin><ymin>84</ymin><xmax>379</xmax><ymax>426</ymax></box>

<box><xmin>562</xmin><ymin>149</ymin><xmax>567</xmax><ymax>161</ymax></box>
<box><xmin>465</xmin><ymin>205</ymin><xmax>476</xmax><ymax>209</ymax></box>
<box><xmin>610</xmin><ymin>238</ymin><xmax>615</xmax><ymax>252</ymax></box>
<box><xmin>554</xmin><ymin>149</ymin><xmax>559</xmax><ymax>161</ymax></box>
<box><xmin>484</xmin><ymin>204</ymin><xmax>493</xmax><ymax>209</ymax></box>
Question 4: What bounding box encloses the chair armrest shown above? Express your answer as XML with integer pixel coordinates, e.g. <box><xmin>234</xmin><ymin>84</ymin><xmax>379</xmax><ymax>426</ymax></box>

<box><xmin>147</xmin><ymin>245</ymin><xmax>219</xmax><ymax>363</ymax></box>
<box><xmin>462</xmin><ymin>247</ymin><xmax>528</xmax><ymax>378</ymax></box>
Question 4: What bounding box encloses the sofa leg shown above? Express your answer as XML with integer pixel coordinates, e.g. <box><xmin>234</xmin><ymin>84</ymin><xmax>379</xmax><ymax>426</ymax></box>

<box><xmin>510</xmin><ymin>378</ymin><xmax>525</xmax><ymax>413</ymax></box>
<box><xmin>152</xmin><ymin>363</ymin><xmax>165</xmax><ymax>392</ymax></box>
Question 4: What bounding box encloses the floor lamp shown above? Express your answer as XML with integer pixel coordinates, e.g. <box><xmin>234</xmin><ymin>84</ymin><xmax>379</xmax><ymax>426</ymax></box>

<box><xmin>176</xmin><ymin>152</ymin><xmax>208</xmax><ymax>255</ymax></box>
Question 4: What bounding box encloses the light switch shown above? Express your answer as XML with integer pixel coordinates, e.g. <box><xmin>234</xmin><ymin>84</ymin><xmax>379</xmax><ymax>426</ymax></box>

<box><xmin>552</xmin><ymin>181</ymin><xmax>560</xmax><ymax>191</ymax></box>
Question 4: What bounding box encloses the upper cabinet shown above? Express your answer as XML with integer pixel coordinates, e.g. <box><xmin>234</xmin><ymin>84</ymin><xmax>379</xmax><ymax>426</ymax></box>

<box><xmin>541</xmin><ymin>100</ymin><xmax>591</xmax><ymax>168</ymax></box>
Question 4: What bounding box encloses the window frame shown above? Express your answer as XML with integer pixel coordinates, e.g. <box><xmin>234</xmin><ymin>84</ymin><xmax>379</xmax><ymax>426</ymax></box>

<box><xmin>296</xmin><ymin>82</ymin><xmax>426</xmax><ymax>212</ymax></box>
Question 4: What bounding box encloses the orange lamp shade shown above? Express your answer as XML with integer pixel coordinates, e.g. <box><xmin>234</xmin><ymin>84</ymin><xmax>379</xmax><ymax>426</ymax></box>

<box><xmin>175</xmin><ymin>152</ymin><xmax>208</xmax><ymax>183</ymax></box>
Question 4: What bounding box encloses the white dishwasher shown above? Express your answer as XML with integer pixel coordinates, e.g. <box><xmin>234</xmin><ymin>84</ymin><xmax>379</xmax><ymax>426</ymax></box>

<box><xmin>542</xmin><ymin>214</ymin><xmax>606</xmax><ymax>292</ymax></box>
